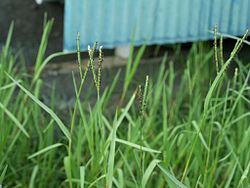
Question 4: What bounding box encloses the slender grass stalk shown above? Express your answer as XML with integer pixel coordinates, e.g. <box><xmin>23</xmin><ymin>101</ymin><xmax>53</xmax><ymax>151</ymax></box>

<box><xmin>214</xmin><ymin>25</ymin><xmax>219</xmax><ymax>74</ymax></box>
<box><xmin>219</xmin><ymin>34</ymin><xmax>224</xmax><ymax>66</ymax></box>
<box><xmin>67</xmin><ymin>40</ymin><xmax>92</xmax><ymax>188</ymax></box>
<box><xmin>77</xmin><ymin>32</ymin><xmax>83</xmax><ymax>78</ymax></box>
<box><xmin>97</xmin><ymin>46</ymin><xmax>103</xmax><ymax>99</ymax></box>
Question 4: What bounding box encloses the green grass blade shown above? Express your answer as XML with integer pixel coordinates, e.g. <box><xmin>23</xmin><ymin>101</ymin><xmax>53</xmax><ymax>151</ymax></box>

<box><xmin>33</xmin><ymin>51</ymin><xmax>75</xmax><ymax>84</ymax></box>
<box><xmin>80</xmin><ymin>166</ymin><xmax>85</xmax><ymax>188</ymax></box>
<box><xmin>117</xmin><ymin>168</ymin><xmax>124</xmax><ymax>188</ymax></box>
<box><xmin>0</xmin><ymin>165</ymin><xmax>8</xmax><ymax>184</ymax></box>
<box><xmin>3</xmin><ymin>21</ymin><xmax>14</xmax><ymax>58</ymax></box>
<box><xmin>116</xmin><ymin>92</ymin><xmax>136</xmax><ymax>128</ymax></box>
<box><xmin>238</xmin><ymin>161</ymin><xmax>250</xmax><ymax>186</ymax></box>
<box><xmin>107</xmin><ymin>116</ymin><xmax>118</xmax><ymax>188</ymax></box>
<box><xmin>35</xmin><ymin>19</ymin><xmax>54</xmax><ymax>72</ymax></box>
<box><xmin>224</xmin><ymin>162</ymin><xmax>237</xmax><ymax>188</ymax></box>
<box><xmin>29</xmin><ymin>165</ymin><xmax>39</xmax><ymax>188</ymax></box>
<box><xmin>88</xmin><ymin>175</ymin><xmax>106</xmax><ymax>188</ymax></box>
<box><xmin>7</xmin><ymin>73</ymin><xmax>71</xmax><ymax>142</ymax></box>
<box><xmin>116</xmin><ymin>138</ymin><xmax>161</xmax><ymax>154</ymax></box>
<box><xmin>28</xmin><ymin>143</ymin><xmax>63</xmax><ymax>159</ymax></box>
<box><xmin>103</xmin><ymin>70</ymin><xmax>121</xmax><ymax>108</ymax></box>
<box><xmin>228</xmin><ymin>112</ymin><xmax>250</xmax><ymax>127</ymax></box>
<box><xmin>0</xmin><ymin>101</ymin><xmax>29</xmax><ymax>138</ymax></box>
<box><xmin>192</xmin><ymin>121</ymin><xmax>209</xmax><ymax>151</ymax></box>
<box><xmin>64</xmin><ymin>156</ymin><xmax>72</xmax><ymax>184</ymax></box>
<box><xmin>119</xmin><ymin>150</ymin><xmax>138</xmax><ymax>187</ymax></box>
<box><xmin>238</xmin><ymin>126</ymin><xmax>250</xmax><ymax>153</ymax></box>
<box><xmin>106</xmin><ymin>91</ymin><xmax>136</xmax><ymax>188</ymax></box>
<box><xmin>123</xmin><ymin>44</ymin><xmax>146</xmax><ymax>98</ymax></box>
<box><xmin>158</xmin><ymin>164</ymin><xmax>187</xmax><ymax>188</ymax></box>
<box><xmin>127</xmin><ymin>44</ymin><xmax>146</xmax><ymax>82</ymax></box>
<box><xmin>125</xmin><ymin>35</ymin><xmax>135</xmax><ymax>81</ymax></box>
<box><xmin>142</xmin><ymin>159</ymin><xmax>161</xmax><ymax>188</ymax></box>
<box><xmin>0</xmin><ymin>82</ymin><xmax>19</xmax><ymax>91</ymax></box>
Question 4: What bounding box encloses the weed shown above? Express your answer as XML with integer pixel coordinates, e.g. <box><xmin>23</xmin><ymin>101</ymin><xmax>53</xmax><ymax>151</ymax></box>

<box><xmin>0</xmin><ymin>22</ymin><xmax>249</xmax><ymax>188</ymax></box>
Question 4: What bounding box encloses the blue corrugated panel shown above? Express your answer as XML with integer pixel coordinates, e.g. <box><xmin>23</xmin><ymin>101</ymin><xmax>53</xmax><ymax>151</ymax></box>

<box><xmin>64</xmin><ymin>0</ymin><xmax>250</xmax><ymax>51</ymax></box>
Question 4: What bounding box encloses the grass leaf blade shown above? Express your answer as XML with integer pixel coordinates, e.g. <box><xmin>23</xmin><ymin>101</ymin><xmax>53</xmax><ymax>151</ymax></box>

<box><xmin>142</xmin><ymin>159</ymin><xmax>161</xmax><ymax>188</ymax></box>
<box><xmin>0</xmin><ymin>102</ymin><xmax>29</xmax><ymax>138</ymax></box>
<box><xmin>158</xmin><ymin>164</ymin><xmax>187</xmax><ymax>188</ymax></box>
<box><xmin>7</xmin><ymin>73</ymin><xmax>71</xmax><ymax>142</ymax></box>
<box><xmin>28</xmin><ymin>143</ymin><xmax>63</xmax><ymax>159</ymax></box>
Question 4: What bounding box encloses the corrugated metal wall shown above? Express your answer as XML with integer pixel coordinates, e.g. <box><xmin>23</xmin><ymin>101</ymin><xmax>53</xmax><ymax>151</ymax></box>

<box><xmin>64</xmin><ymin>0</ymin><xmax>250</xmax><ymax>51</ymax></box>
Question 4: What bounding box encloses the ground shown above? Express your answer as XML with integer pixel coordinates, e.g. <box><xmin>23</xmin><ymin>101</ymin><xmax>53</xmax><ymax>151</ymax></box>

<box><xmin>0</xmin><ymin>0</ymin><xmax>63</xmax><ymax>64</ymax></box>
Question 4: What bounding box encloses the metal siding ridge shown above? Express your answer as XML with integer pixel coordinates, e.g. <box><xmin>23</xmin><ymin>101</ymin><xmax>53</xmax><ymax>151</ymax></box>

<box><xmin>248</xmin><ymin>0</ymin><xmax>250</xmax><ymax>28</ymax></box>
<box><xmin>64</xmin><ymin>0</ymin><xmax>250</xmax><ymax>52</ymax></box>
<box><xmin>200</xmin><ymin>0</ymin><xmax>211</xmax><ymax>38</ymax></box>
<box><xmin>239</xmin><ymin>0</ymin><xmax>248</xmax><ymax>32</ymax></box>
<box><xmin>155</xmin><ymin>0</ymin><xmax>167</xmax><ymax>39</ymax></box>
<box><xmin>166</xmin><ymin>0</ymin><xmax>178</xmax><ymax>39</ymax></box>
<box><xmin>210</xmin><ymin>0</ymin><xmax>221</xmax><ymax>29</ymax></box>
<box><xmin>188</xmin><ymin>0</ymin><xmax>201</xmax><ymax>38</ymax></box>
<box><xmin>221</xmin><ymin>0</ymin><xmax>232</xmax><ymax>33</ymax></box>
<box><xmin>177</xmin><ymin>0</ymin><xmax>189</xmax><ymax>39</ymax></box>
<box><xmin>141</xmin><ymin>0</ymin><xmax>157</xmax><ymax>41</ymax></box>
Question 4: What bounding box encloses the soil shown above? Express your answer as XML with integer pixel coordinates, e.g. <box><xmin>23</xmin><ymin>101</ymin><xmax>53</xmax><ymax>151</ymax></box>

<box><xmin>0</xmin><ymin>0</ymin><xmax>64</xmax><ymax>65</ymax></box>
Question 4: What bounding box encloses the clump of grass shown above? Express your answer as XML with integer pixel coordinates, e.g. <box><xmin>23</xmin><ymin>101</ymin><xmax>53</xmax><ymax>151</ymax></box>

<box><xmin>0</xmin><ymin>21</ymin><xmax>249</xmax><ymax>188</ymax></box>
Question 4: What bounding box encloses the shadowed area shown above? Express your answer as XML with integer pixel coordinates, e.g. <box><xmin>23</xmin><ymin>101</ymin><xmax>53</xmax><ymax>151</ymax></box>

<box><xmin>0</xmin><ymin>0</ymin><xmax>63</xmax><ymax>64</ymax></box>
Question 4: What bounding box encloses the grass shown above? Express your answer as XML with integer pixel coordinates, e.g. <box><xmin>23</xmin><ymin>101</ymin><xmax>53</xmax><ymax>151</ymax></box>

<box><xmin>0</xmin><ymin>20</ymin><xmax>250</xmax><ymax>188</ymax></box>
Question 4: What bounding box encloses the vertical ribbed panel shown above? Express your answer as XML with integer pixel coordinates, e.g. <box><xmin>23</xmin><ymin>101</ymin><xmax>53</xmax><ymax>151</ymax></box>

<box><xmin>64</xmin><ymin>0</ymin><xmax>250</xmax><ymax>51</ymax></box>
